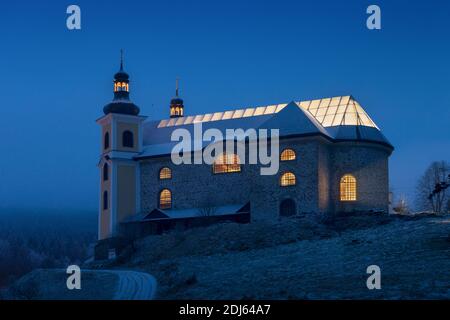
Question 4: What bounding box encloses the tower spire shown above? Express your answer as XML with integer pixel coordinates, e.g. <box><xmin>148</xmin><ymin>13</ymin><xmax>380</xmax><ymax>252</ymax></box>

<box><xmin>175</xmin><ymin>77</ymin><xmax>179</xmax><ymax>97</ymax></box>
<box><xmin>120</xmin><ymin>49</ymin><xmax>124</xmax><ymax>71</ymax></box>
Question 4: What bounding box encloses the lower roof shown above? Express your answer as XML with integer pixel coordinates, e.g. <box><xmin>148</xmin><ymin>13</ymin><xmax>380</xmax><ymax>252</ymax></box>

<box><xmin>122</xmin><ymin>203</ymin><xmax>249</xmax><ymax>222</ymax></box>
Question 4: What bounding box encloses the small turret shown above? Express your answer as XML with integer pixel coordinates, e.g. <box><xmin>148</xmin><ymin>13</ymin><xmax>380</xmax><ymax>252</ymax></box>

<box><xmin>170</xmin><ymin>78</ymin><xmax>184</xmax><ymax>118</ymax></box>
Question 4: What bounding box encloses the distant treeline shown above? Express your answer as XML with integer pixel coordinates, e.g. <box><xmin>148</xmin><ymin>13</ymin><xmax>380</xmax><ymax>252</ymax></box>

<box><xmin>0</xmin><ymin>209</ymin><xmax>96</xmax><ymax>287</ymax></box>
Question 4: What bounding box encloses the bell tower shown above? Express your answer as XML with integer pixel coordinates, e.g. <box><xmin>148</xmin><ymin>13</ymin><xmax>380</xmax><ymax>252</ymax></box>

<box><xmin>169</xmin><ymin>78</ymin><xmax>184</xmax><ymax>118</ymax></box>
<box><xmin>96</xmin><ymin>51</ymin><xmax>147</xmax><ymax>240</ymax></box>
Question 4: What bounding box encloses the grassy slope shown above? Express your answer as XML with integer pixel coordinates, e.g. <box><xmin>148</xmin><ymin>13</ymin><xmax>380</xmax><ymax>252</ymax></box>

<box><xmin>119</xmin><ymin>214</ymin><xmax>450</xmax><ymax>299</ymax></box>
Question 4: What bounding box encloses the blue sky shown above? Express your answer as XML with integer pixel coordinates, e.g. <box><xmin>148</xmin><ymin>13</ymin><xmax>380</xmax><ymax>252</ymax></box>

<box><xmin>0</xmin><ymin>0</ymin><xmax>449</xmax><ymax>210</ymax></box>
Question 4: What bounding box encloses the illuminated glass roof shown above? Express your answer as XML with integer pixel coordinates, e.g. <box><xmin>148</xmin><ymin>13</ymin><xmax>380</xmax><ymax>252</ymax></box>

<box><xmin>157</xmin><ymin>96</ymin><xmax>378</xmax><ymax>130</ymax></box>
<box><xmin>298</xmin><ymin>96</ymin><xmax>378</xmax><ymax>129</ymax></box>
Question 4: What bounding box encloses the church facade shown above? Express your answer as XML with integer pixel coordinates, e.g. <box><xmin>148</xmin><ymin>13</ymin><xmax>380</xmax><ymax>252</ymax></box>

<box><xmin>97</xmin><ymin>61</ymin><xmax>393</xmax><ymax>241</ymax></box>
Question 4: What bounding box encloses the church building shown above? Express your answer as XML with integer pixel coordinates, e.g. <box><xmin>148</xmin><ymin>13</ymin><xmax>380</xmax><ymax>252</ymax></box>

<box><xmin>96</xmin><ymin>59</ymin><xmax>393</xmax><ymax>241</ymax></box>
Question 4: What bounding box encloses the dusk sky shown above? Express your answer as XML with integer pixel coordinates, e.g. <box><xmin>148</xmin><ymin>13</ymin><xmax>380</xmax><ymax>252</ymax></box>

<box><xmin>0</xmin><ymin>0</ymin><xmax>449</xmax><ymax>210</ymax></box>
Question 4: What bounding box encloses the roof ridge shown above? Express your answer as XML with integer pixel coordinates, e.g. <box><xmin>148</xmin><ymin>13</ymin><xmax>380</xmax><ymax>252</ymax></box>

<box><xmin>156</xmin><ymin>95</ymin><xmax>356</xmax><ymax>128</ymax></box>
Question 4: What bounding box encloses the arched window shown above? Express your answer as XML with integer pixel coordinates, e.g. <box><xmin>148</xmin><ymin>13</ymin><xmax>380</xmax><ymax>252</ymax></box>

<box><xmin>103</xmin><ymin>191</ymin><xmax>108</xmax><ymax>210</ymax></box>
<box><xmin>159</xmin><ymin>167</ymin><xmax>172</xmax><ymax>180</ymax></box>
<box><xmin>340</xmin><ymin>174</ymin><xmax>357</xmax><ymax>201</ymax></box>
<box><xmin>159</xmin><ymin>189</ymin><xmax>172</xmax><ymax>209</ymax></box>
<box><xmin>280</xmin><ymin>172</ymin><xmax>296</xmax><ymax>187</ymax></box>
<box><xmin>280</xmin><ymin>199</ymin><xmax>296</xmax><ymax>217</ymax></box>
<box><xmin>104</xmin><ymin>132</ymin><xmax>110</xmax><ymax>150</ymax></box>
<box><xmin>280</xmin><ymin>148</ymin><xmax>296</xmax><ymax>161</ymax></box>
<box><xmin>122</xmin><ymin>130</ymin><xmax>134</xmax><ymax>148</ymax></box>
<box><xmin>213</xmin><ymin>153</ymin><xmax>241</xmax><ymax>174</ymax></box>
<box><xmin>103</xmin><ymin>163</ymin><xmax>109</xmax><ymax>181</ymax></box>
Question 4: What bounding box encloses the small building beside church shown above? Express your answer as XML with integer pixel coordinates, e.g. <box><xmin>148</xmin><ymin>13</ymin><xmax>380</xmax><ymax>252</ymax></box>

<box><xmin>96</xmin><ymin>60</ymin><xmax>393</xmax><ymax>242</ymax></box>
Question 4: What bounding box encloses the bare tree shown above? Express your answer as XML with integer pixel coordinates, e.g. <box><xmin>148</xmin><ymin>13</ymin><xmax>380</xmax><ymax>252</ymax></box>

<box><xmin>416</xmin><ymin>161</ymin><xmax>450</xmax><ymax>213</ymax></box>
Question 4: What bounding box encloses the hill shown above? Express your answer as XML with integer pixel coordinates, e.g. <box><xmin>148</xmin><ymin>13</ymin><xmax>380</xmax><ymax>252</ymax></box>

<box><xmin>114</xmin><ymin>213</ymin><xmax>450</xmax><ymax>299</ymax></box>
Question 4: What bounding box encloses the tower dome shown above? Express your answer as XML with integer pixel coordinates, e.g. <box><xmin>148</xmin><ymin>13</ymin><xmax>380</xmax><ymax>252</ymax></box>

<box><xmin>103</xmin><ymin>51</ymin><xmax>140</xmax><ymax>116</ymax></box>
<box><xmin>170</xmin><ymin>96</ymin><xmax>184</xmax><ymax>105</ymax></box>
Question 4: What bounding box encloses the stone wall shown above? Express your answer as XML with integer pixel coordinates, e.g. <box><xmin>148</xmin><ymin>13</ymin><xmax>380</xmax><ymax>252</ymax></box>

<box><xmin>140</xmin><ymin>136</ymin><xmax>326</xmax><ymax>220</ymax></box>
<box><xmin>330</xmin><ymin>142</ymin><xmax>390</xmax><ymax>213</ymax></box>
<box><xmin>139</xmin><ymin>137</ymin><xmax>391</xmax><ymax>218</ymax></box>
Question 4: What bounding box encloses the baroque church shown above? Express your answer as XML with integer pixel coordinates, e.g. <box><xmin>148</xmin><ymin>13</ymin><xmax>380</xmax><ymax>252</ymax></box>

<box><xmin>97</xmin><ymin>59</ymin><xmax>393</xmax><ymax>241</ymax></box>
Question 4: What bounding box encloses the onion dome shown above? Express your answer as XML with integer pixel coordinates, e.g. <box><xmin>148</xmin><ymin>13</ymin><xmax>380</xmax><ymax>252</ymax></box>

<box><xmin>103</xmin><ymin>50</ymin><xmax>140</xmax><ymax>116</ymax></box>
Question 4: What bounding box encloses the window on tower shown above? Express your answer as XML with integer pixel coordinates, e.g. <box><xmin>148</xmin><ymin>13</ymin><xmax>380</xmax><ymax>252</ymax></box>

<box><xmin>103</xmin><ymin>191</ymin><xmax>108</xmax><ymax>210</ymax></box>
<box><xmin>114</xmin><ymin>82</ymin><xmax>129</xmax><ymax>92</ymax></box>
<box><xmin>104</xmin><ymin>132</ymin><xmax>110</xmax><ymax>150</ymax></box>
<box><xmin>122</xmin><ymin>130</ymin><xmax>134</xmax><ymax>148</ymax></box>
<box><xmin>103</xmin><ymin>163</ymin><xmax>109</xmax><ymax>181</ymax></box>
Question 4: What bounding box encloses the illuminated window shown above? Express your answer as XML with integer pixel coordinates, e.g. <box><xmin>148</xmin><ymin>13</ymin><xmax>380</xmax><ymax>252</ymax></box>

<box><xmin>159</xmin><ymin>167</ymin><xmax>172</xmax><ymax>180</ymax></box>
<box><xmin>103</xmin><ymin>163</ymin><xmax>109</xmax><ymax>181</ymax></box>
<box><xmin>123</xmin><ymin>130</ymin><xmax>134</xmax><ymax>148</ymax></box>
<box><xmin>103</xmin><ymin>191</ymin><xmax>108</xmax><ymax>210</ymax></box>
<box><xmin>213</xmin><ymin>153</ymin><xmax>241</xmax><ymax>174</ymax></box>
<box><xmin>116</xmin><ymin>82</ymin><xmax>128</xmax><ymax>92</ymax></box>
<box><xmin>159</xmin><ymin>189</ymin><xmax>172</xmax><ymax>209</ymax></box>
<box><xmin>104</xmin><ymin>132</ymin><xmax>110</xmax><ymax>150</ymax></box>
<box><xmin>340</xmin><ymin>175</ymin><xmax>357</xmax><ymax>201</ymax></box>
<box><xmin>280</xmin><ymin>172</ymin><xmax>296</xmax><ymax>187</ymax></box>
<box><xmin>280</xmin><ymin>148</ymin><xmax>296</xmax><ymax>161</ymax></box>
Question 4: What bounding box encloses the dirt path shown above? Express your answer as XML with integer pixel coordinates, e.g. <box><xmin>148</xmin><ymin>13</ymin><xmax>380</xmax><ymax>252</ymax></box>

<box><xmin>111</xmin><ymin>270</ymin><xmax>157</xmax><ymax>300</ymax></box>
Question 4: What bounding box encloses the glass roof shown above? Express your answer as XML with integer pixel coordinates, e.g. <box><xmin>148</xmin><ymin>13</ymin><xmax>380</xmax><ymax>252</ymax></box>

<box><xmin>298</xmin><ymin>96</ymin><xmax>378</xmax><ymax>129</ymax></box>
<box><xmin>157</xmin><ymin>96</ymin><xmax>378</xmax><ymax>129</ymax></box>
